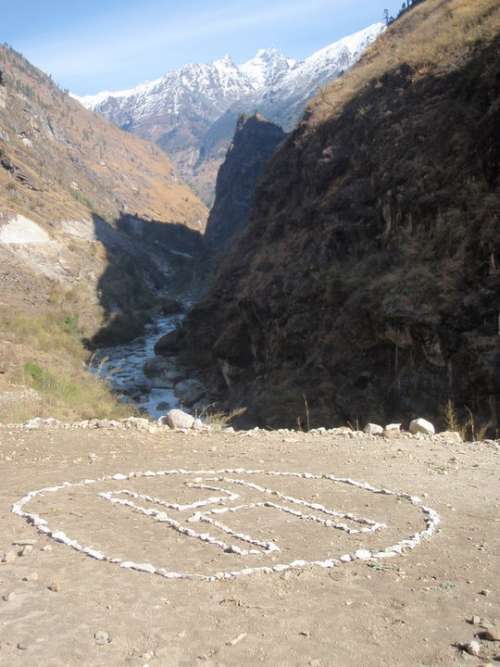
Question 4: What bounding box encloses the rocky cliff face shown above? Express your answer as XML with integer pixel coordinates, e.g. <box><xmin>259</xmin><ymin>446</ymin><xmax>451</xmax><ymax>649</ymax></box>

<box><xmin>179</xmin><ymin>0</ymin><xmax>500</xmax><ymax>433</ymax></box>
<box><xmin>204</xmin><ymin>114</ymin><xmax>285</xmax><ymax>254</ymax></box>
<box><xmin>77</xmin><ymin>24</ymin><xmax>384</xmax><ymax>203</ymax></box>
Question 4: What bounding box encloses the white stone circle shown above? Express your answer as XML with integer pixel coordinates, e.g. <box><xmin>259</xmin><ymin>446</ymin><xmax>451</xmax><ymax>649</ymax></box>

<box><xmin>12</xmin><ymin>468</ymin><xmax>440</xmax><ymax>581</ymax></box>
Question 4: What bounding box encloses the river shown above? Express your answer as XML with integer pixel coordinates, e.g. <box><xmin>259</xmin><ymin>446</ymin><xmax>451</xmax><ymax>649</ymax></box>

<box><xmin>89</xmin><ymin>311</ymin><xmax>184</xmax><ymax>419</ymax></box>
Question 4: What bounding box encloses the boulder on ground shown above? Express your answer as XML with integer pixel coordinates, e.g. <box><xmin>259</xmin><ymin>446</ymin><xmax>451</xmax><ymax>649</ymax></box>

<box><xmin>143</xmin><ymin>356</ymin><xmax>171</xmax><ymax>378</ymax></box>
<box><xmin>174</xmin><ymin>379</ymin><xmax>206</xmax><ymax>406</ymax></box>
<box><xmin>385</xmin><ymin>423</ymin><xmax>401</xmax><ymax>431</ymax></box>
<box><xmin>163</xmin><ymin>409</ymin><xmax>195</xmax><ymax>430</ymax></box>
<box><xmin>154</xmin><ymin>330</ymin><xmax>180</xmax><ymax>357</ymax></box>
<box><xmin>364</xmin><ymin>423</ymin><xmax>384</xmax><ymax>436</ymax></box>
<box><xmin>384</xmin><ymin>423</ymin><xmax>401</xmax><ymax>439</ymax></box>
<box><xmin>409</xmin><ymin>418</ymin><xmax>435</xmax><ymax>436</ymax></box>
<box><xmin>160</xmin><ymin>298</ymin><xmax>184</xmax><ymax>316</ymax></box>
<box><xmin>144</xmin><ymin>356</ymin><xmax>182</xmax><ymax>387</ymax></box>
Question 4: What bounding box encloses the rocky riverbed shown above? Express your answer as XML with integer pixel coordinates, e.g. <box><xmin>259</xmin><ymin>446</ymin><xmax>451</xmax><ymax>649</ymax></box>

<box><xmin>89</xmin><ymin>302</ymin><xmax>207</xmax><ymax>420</ymax></box>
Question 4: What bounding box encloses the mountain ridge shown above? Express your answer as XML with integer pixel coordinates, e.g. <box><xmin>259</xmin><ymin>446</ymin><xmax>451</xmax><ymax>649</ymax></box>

<box><xmin>74</xmin><ymin>23</ymin><xmax>385</xmax><ymax>203</ymax></box>
<box><xmin>177</xmin><ymin>0</ymin><xmax>500</xmax><ymax>433</ymax></box>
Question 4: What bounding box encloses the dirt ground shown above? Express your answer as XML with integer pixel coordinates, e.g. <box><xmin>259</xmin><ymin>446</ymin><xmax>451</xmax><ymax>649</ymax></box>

<box><xmin>0</xmin><ymin>426</ymin><xmax>499</xmax><ymax>667</ymax></box>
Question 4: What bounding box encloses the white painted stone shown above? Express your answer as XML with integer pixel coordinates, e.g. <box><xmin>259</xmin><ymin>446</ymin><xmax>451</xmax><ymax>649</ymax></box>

<box><xmin>364</xmin><ymin>423</ymin><xmax>384</xmax><ymax>436</ymax></box>
<box><xmin>385</xmin><ymin>423</ymin><xmax>401</xmax><ymax>432</ymax></box>
<box><xmin>165</xmin><ymin>409</ymin><xmax>195</xmax><ymax>430</ymax></box>
<box><xmin>12</xmin><ymin>467</ymin><xmax>440</xmax><ymax>583</ymax></box>
<box><xmin>463</xmin><ymin>640</ymin><xmax>481</xmax><ymax>656</ymax></box>
<box><xmin>409</xmin><ymin>418</ymin><xmax>435</xmax><ymax>436</ymax></box>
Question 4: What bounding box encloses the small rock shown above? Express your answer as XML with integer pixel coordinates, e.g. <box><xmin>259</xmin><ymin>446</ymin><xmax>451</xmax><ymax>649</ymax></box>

<box><xmin>384</xmin><ymin>424</ymin><xmax>401</xmax><ymax>439</ymax></box>
<box><xmin>409</xmin><ymin>418</ymin><xmax>435</xmax><ymax>436</ymax></box>
<box><xmin>18</xmin><ymin>545</ymin><xmax>33</xmax><ymax>556</ymax></box>
<box><xmin>364</xmin><ymin>423</ymin><xmax>384</xmax><ymax>436</ymax></box>
<box><xmin>226</xmin><ymin>632</ymin><xmax>247</xmax><ymax>646</ymax></box>
<box><xmin>41</xmin><ymin>545</ymin><xmax>52</xmax><ymax>552</ymax></box>
<box><xmin>12</xmin><ymin>539</ymin><xmax>37</xmax><ymax>547</ymax></box>
<box><xmin>154</xmin><ymin>330</ymin><xmax>180</xmax><ymax>357</ymax></box>
<box><xmin>144</xmin><ymin>356</ymin><xmax>175</xmax><ymax>380</ymax></box>
<box><xmin>123</xmin><ymin>417</ymin><xmax>151</xmax><ymax>431</ymax></box>
<box><xmin>329</xmin><ymin>427</ymin><xmax>352</xmax><ymax>436</ymax></box>
<box><xmin>479</xmin><ymin>589</ymin><xmax>491</xmax><ymax>597</ymax></box>
<box><xmin>94</xmin><ymin>630</ymin><xmax>111</xmax><ymax>645</ymax></box>
<box><xmin>2</xmin><ymin>550</ymin><xmax>16</xmax><ymax>564</ymax></box>
<box><xmin>160</xmin><ymin>298</ymin><xmax>184</xmax><ymax>315</ymax></box>
<box><xmin>48</xmin><ymin>581</ymin><xmax>60</xmax><ymax>592</ymax></box>
<box><xmin>463</xmin><ymin>640</ymin><xmax>481</xmax><ymax>656</ymax></box>
<box><xmin>17</xmin><ymin>642</ymin><xmax>28</xmax><ymax>651</ymax></box>
<box><xmin>385</xmin><ymin>423</ymin><xmax>401</xmax><ymax>431</ymax></box>
<box><xmin>470</xmin><ymin>615</ymin><xmax>481</xmax><ymax>625</ymax></box>
<box><xmin>482</xmin><ymin>624</ymin><xmax>500</xmax><ymax>641</ymax></box>
<box><xmin>22</xmin><ymin>572</ymin><xmax>38</xmax><ymax>582</ymax></box>
<box><xmin>2</xmin><ymin>592</ymin><xmax>15</xmax><ymax>602</ymax></box>
<box><xmin>164</xmin><ymin>409</ymin><xmax>195</xmax><ymax>430</ymax></box>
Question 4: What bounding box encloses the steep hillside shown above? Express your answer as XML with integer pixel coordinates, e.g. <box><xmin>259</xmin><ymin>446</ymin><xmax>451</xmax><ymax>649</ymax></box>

<box><xmin>0</xmin><ymin>45</ymin><xmax>206</xmax><ymax>421</ymax></box>
<box><xmin>77</xmin><ymin>24</ymin><xmax>384</xmax><ymax>203</ymax></box>
<box><xmin>179</xmin><ymin>0</ymin><xmax>500</xmax><ymax>434</ymax></box>
<box><xmin>205</xmin><ymin>114</ymin><xmax>286</xmax><ymax>254</ymax></box>
<box><xmin>0</xmin><ymin>45</ymin><xmax>206</xmax><ymax>229</ymax></box>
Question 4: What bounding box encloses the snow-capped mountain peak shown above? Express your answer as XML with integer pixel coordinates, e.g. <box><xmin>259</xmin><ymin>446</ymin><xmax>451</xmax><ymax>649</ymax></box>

<box><xmin>74</xmin><ymin>22</ymin><xmax>385</xmax><ymax>203</ymax></box>
<box><xmin>239</xmin><ymin>48</ymin><xmax>297</xmax><ymax>90</ymax></box>
<box><xmin>299</xmin><ymin>22</ymin><xmax>385</xmax><ymax>78</ymax></box>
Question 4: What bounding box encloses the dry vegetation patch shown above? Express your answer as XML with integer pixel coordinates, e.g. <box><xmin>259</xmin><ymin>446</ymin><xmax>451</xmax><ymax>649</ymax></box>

<box><xmin>310</xmin><ymin>0</ymin><xmax>500</xmax><ymax>123</ymax></box>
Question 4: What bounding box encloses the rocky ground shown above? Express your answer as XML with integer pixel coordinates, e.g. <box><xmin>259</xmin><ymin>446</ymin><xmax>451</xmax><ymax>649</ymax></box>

<box><xmin>0</xmin><ymin>423</ymin><xmax>499</xmax><ymax>666</ymax></box>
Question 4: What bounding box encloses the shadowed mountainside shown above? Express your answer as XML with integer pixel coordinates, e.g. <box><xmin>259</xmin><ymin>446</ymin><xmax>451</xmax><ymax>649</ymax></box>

<box><xmin>178</xmin><ymin>0</ymin><xmax>500</xmax><ymax>433</ymax></box>
<box><xmin>205</xmin><ymin>113</ymin><xmax>286</xmax><ymax>256</ymax></box>
<box><xmin>89</xmin><ymin>213</ymin><xmax>204</xmax><ymax>347</ymax></box>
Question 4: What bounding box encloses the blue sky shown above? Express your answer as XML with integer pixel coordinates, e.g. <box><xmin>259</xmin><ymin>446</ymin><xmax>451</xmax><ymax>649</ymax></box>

<box><xmin>3</xmin><ymin>1</ymin><xmax>401</xmax><ymax>95</ymax></box>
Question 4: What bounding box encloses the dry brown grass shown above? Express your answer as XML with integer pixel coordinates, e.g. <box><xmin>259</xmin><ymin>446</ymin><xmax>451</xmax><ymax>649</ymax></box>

<box><xmin>0</xmin><ymin>45</ymin><xmax>207</xmax><ymax>231</ymax></box>
<box><xmin>311</xmin><ymin>0</ymin><xmax>500</xmax><ymax>123</ymax></box>
<box><xmin>0</xmin><ymin>305</ymin><xmax>131</xmax><ymax>423</ymax></box>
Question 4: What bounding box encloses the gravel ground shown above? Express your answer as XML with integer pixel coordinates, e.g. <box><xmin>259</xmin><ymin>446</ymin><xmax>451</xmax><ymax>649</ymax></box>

<box><xmin>0</xmin><ymin>426</ymin><xmax>499</xmax><ymax>666</ymax></box>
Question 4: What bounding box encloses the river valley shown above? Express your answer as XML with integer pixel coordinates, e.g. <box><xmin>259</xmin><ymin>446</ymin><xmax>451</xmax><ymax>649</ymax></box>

<box><xmin>89</xmin><ymin>311</ymin><xmax>184</xmax><ymax>420</ymax></box>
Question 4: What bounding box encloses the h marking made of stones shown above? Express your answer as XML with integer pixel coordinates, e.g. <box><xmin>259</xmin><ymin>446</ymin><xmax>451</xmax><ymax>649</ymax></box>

<box><xmin>12</xmin><ymin>468</ymin><xmax>440</xmax><ymax>581</ymax></box>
